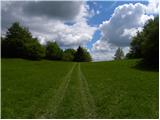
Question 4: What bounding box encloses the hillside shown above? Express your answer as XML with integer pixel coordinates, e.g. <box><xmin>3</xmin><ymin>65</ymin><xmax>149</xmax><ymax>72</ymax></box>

<box><xmin>1</xmin><ymin>59</ymin><xmax>159</xmax><ymax>118</ymax></box>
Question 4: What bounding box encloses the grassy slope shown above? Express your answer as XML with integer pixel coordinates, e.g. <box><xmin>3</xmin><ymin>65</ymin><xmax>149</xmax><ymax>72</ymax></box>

<box><xmin>1</xmin><ymin>59</ymin><xmax>74</xmax><ymax>118</ymax></box>
<box><xmin>1</xmin><ymin>59</ymin><xmax>159</xmax><ymax>118</ymax></box>
<box><xmin>81</xmin><ymin>60</ymin><xmax>159</xmax><ymax>118</ymax></box>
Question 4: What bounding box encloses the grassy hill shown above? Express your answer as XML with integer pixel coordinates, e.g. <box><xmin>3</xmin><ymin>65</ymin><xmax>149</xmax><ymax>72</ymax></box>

<box><xmin>1</xmin><ymin>59</ymin><xmax>159</xmax><ymax>118</ymax></box>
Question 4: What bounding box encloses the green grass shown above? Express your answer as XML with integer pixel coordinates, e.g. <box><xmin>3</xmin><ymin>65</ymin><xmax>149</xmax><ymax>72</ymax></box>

<box><xmin>1</xmin><ymin>59</ymin><xmax>159</xmax><ymax>118</ymax></box>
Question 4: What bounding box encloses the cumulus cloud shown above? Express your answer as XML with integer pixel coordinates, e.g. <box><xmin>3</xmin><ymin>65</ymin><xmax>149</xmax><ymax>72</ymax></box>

<box><xmin>1</xmin><ymin>1</ymin><xmax>96</xmax><ymax>49</ymax></box>
<box><xmin>2</xmin><ymin>1</ymin><xmax>158</xmax><ymax>61</ymax></box>
<box><xmin>99</xmin><ymin>3</ymin><xmax>153</xmax><ymax>47</ymax></box>
<box><xmin>23</xmin><ymin>1</ymin><xmax>84</xmax><ymax>21</ymax></box>
<box><xmin>96</xmin><ymin>10</ymin><xmax>100</xmax><ymax>15</ymax></box>
<box><xmin>91</xmin><ymin>40</ymin><xmax>130</xmax><ymax>61</ymax></box>
<box><xmin>91</xmin><ymin>1</ymin><xmax>157</xmax><ymax>61</ymax></box>
<box><xmin>146</xmin><ymin>0</ymin><xmax>159</xmax><ymax>14</ymax></box>
<box><xmin>91</xmin><ymin>40</ymin><xmax>116</xmax><ymax>61</ymax></box>
<box><xmin>48</xmin><ymin>20</ymin><xmax>96</xmax><ymax>48</ymax></box>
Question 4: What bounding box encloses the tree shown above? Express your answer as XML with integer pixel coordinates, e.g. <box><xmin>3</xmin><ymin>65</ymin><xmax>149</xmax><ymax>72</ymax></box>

<box><xmin>1</xmin><ymin>37</ymin><xmax>6</xmax><ymax>57</ymax></box>
<box><xmin>141</xmin><ymin>16</ymin><xmax>159</xmax><ymax>67</ymax></box>
<box><xmin>127</xmin><ymin>31</ymin><xmax>144</xmax><ymax>59</ymax></box>
<box><xmin>62</xmin><ymin>49</ymin><xmax>76</xmax><ymax>61</ymax></box>
<box><xmin>74</xmin><ymin>46</ymin><xmax>92</xmax><ymax>62</ymax></box>
<box><xmin>45</xmin><ymin>41</ymin><xmax>63</xmax><ymax>60</ymax></box>
<box><xmin>114</xmin><ymin>47</ymin><xmax>124</xmax><ymax>60</ymax></box>
<box><xmin>24</xmin><ymin>38</ymin><xmax>45</xmax><ymax>60</ymax></box>
<box><xmin>2</xmin><ymin>22</ymin><xmax>33</xmax><ymax>58</ymax></box>
<box><xmin>1</xmin><ymin>22</ymin><xmax>45</xmax><ymax>60</ymax></box>
<box><xmin>127</xmin><ymin>16</ymin><xmax>159</xmax><ymax>68</ymax></box>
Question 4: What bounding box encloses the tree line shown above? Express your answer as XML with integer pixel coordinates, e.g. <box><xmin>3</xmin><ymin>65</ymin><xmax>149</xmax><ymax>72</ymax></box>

<box><xmin>114</xmin><ymin>16</ymin><xmax>158</xmax><ymax>69</ymax></box>
<box><xmin>126</xmin><ymin>16</ymin><xmax>159</xmax><ymax>68</ymax></box>
<box><xmin>1</xmin><ymin>15</ymin><xmax>159</xmax><ymax>65</ymax></box>
<box><xmin>1</xmin><ymin>22</ymin><xmax>92</xmax><ymax>62</ymax></box>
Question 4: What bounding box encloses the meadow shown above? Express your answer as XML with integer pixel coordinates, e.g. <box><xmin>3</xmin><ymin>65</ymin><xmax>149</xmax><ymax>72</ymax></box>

<box><xmin>1</xmin><ymin>59</ymin><xmax>159</xmax><ymax>118</ymax></box>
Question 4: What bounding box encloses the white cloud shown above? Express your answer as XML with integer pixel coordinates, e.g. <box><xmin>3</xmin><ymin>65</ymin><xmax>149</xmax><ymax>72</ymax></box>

<box><xmin>96</xmin><ymin>10</ymin><xmax>100</xmax><ymax>15</ymax></box>
<box><xmin>89</xmin><ymin>8</ymin><xmax>96</xmax><ymax>18</ymax></box>
<box><xmin>91</xmin><ymin>2</ymin><xmax>156</xmax><ymax>61</ymax></box>
<box><xmin>1</xmin><ymin>1</ymin><xmax>96</xmax><ymax>49</ymax></box>
<box><xmin>91</xmin><ymin>51</ymin><xmax>114</xmax><ymax>61</ymax></box>
<box><xmin>91</xmin><ymin>40</ymin><xmax>130</xmax><ymax>61</ymax></box>
<box><xmin>121</xmin><ymin>27</ymin><xmax>143</xmax><ymax>39</ymax></box>
<box><xmin>91</xmin><ymin>40</ymin><xmax>116</xmax><ymax>61</ymax></box>
<box><xmin>2</xmin><ymin>1</ymin><xmax>159</xmax><ymax>61</ymax></box>
<box><xmin>99</xmin><ymin>3</ymin><xmax>153</xmax><ymax>47</ymax></box>
<box><xmin>49</xmin><ymin>20</ymin><xmax>96</xmax><ymax>48</ymax></box>
<box><xmin>146</xmin><ymin>0</ymin><xmax>159</xmax><ymax>14</ymax></box>
<box><xmin>92</xmin><ymin>40</ymin><xmax>113</xmax><ymax>52</ymax></box>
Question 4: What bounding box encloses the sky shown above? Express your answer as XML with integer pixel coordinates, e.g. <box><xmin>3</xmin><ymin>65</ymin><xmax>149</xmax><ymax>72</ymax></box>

<box><xmin>1</xmin><ymin>0</ymin><xmax>159</xmax><ymax>61</ymax></box>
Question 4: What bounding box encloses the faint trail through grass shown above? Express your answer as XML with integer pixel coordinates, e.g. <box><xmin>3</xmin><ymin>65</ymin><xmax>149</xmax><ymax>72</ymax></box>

<box><xmin>2</xmin><ymin>59</ymin><xmax>158</xmax><ymax>118</ymax></box>
<box><xmin>39</xmin><ymin>63</ymin><xmax>76</xmax><ymax>118</ymax></box>
<box><xmin>78</xmin><ymin>63</ymin><xmax>97</xmax><ymax>118</ymax></box>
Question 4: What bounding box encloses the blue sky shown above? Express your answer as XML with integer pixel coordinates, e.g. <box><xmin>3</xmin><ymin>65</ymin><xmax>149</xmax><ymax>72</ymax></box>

<box><xmin>86</xmin><ymin>1</ymin><xmax>148</xmax><ymax>49</ymax></box>
<box><xmin>1</xmin><ymin>0</ymin><xmax>159</xmax><ymax>61</ymax></box>
<box><xmin>87</xmin><ymin>1</ymin><xmax>148</xmax><ymax>25</ymax></box>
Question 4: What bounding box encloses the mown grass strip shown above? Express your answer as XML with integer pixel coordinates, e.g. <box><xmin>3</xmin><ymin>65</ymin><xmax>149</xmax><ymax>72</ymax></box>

<box><xmin>78</xmin><ymin>63</ymin><xmax>97</xmax><ymax>118</ymax></box>
<box><xmin>38</xmin><ymin>63</ymin><xmax>77</xmax><ymax>118</ymax></box>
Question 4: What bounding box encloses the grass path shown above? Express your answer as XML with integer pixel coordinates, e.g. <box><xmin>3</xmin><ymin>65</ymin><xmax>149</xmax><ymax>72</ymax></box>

<box><xmin>38</xmin><ymin>63</ymin><xmax>97</xmax><ymax>118</ymax></box>
<box><xmin>78</xmin><ymin>63</ymin><xmax>97</xmax><ymax>118</ymax></box>
<box><xmin>38</xmin><ymin>63</ymin><xmax>76</xmax><ymax>118</ymax></box>
<box><xmin>2</xmin><ymin>59</ymin><xmax>158</xmax><ymax>118</ymax></box>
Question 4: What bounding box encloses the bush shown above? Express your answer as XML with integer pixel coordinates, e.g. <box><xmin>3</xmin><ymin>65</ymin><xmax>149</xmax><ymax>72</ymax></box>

<box><xmin>2</xmin><ymin>22</ymin><xmax>93</xmax><ymax>62</ymax></box>
<box><xmin>141</xmin><ymin>16</ymin><xmax>159</xmax><ymax>67</ymax></box>
<box><xmin>114</xmin><ymin>47</ymin><xmax>124</xmax><ymax>60</ymax></box>
<box><xmin>2</xmin><ymin>22</ymin><xmax>32</xmax><ymax>58</ymax></box>
<box><xmin>24</xmin><ymin>38</ymin><xmax>45</xmax><ymax>60</ymax></box>
<box><xmin>74</xmin><ymin>46</ymin><xmax>92</xmax><ymax>62</ymax></box>
<box><xmin>1</xmin><ymin>22</ymin><xmax>45</xmax><ymax>60</ymax></box>
<box><xmin>126</xmin><ymin>16</ymin><xmax>159</xmax><ymax>68</ymax></box>
<box><xmin>62</xmin><ymin>49</ymin><xmax>76</xmax><ymax>61</ymax></box>
<box><xmin>127</xmin><ymin>31</ymin><xmax>144</xmax><ymax>59</ymax></box>
<box><xmin>45</xmin><ymin>41</ymin><xmax>63</xmax><ymax>60</ymax></box>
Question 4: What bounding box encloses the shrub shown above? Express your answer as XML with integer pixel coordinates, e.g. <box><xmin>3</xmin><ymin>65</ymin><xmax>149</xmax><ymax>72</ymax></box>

<box><xmin>1</xmin><ymin>22</ymin><xmax>45</xmax><ymax>60</ymax></box>
<box><xmin>114</xmin><ymin>47</ymin><xmax>124</xmax><ymax>60</ymax></box>
<box><xmin>126</xmin><ymin>16</ymin><xmax>159</xmax><ymax>68</ymax></box>
<box><xmin>74</xmin><ymin>46</ymin><xmax>92</xmax><ymax>62</ymax></box>
<box><xmin>24</xmin><ymin>38</ymin><xmax>45</xmax><ymax>60</ymax></box>
<box><xmin>62</xmin><ymin>49</ymin><xmax>76</xmax><ymax>61</ymax></box>
<box><xmin>45</xmin><ymin>41</ymin><xmax>63</xmax><ymax>60</ymax></box>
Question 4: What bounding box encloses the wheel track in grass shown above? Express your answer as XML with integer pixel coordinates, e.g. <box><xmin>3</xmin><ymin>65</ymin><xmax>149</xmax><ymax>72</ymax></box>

<box><xmin>38</xmin><ymin>63</ymin><xmax>77</xmax><ymax>118</ymax></box>
<box><xmin>78</xmin><ymin>63</ymin><xmax>97</xmax><ymax>118</ymax></box>
<box><xmin>35</xmin><ymin>63</ymin><xmax>97</xmax><ymax>118</ymax></box>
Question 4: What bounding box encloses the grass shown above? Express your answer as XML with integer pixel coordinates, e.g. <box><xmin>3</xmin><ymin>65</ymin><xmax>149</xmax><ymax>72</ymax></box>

<box><xmin>1</xmin><ymin>59</ymin><xmax>159</xmax><ymax>118</ymax></box>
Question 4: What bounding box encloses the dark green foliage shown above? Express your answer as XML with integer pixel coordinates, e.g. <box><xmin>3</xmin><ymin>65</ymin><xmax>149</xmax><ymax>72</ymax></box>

<box><xmin>114</xmin><ymin>47</ymin><xmax>124</xmax><ymax>60</ymax></box>
<box><xmin>2</xmin><ymin>22</ymin><xmax>32</xmax><ymax>58</ymax></box>
<box><xmin>127</xmin><ymin>31</ymin><xmax>144</xmax><ymax>59</ymax></box>
<box><xmin>1</xmin><ymin>22</ymin><xmax>45</xmax><ymax>60</ymax></box>
<box><xmin>62</xmin><ymin>49</ymin><xmax>76</xmax><ymax>61</ymax></box>
<box><xmin>1</xmin><ymin>37</ymin><xmax>7</xmax><ymax>57</ymax></box>
<box><xmin>45</xmin><ymin>41</ymin><xmax>63</xmax><ymax>60</ymax></box>
<box><xmin>141</xmin><ymin>16</ymin><xmax>159</xmax><ymax>67</ymax></box>
<box><xmin>2</xmin><ymin>22</ymin><xmax>93</xmax><ymax>62</ymax></box>
<box><xmin>23</xmin><ymin>38</ymin><xmax>45</xmax><ymax>60</ymax></box>
<box><xmin>127</xmin><ymin>16</ymin><xmax>159</xmax><ymax>68</ymax></box>
<box><xmin>74</xmin><ymin>46</ymin><xmax>92</xmax><ymax>62</ymax></box>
